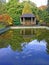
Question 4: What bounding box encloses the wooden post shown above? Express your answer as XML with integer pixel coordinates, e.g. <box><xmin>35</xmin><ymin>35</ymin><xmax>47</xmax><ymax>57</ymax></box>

<box><xmin>23</xmin><ymin>18</ymin><xmax>25</xmax><ymax>25</ymax></box>
<box><xmin>34</xmin><ymin>18</ymin><xmax>36</xmax><ymax>24</ymax></box>
<box><xmin>31</xmin><ymin>17</ymin><xmax>32</xmax><ymax>24</ymax></box>
<box><xmin>31</xmin><ymin>17</ymin><xmax>33</xmax><ymax>25</ymax></box>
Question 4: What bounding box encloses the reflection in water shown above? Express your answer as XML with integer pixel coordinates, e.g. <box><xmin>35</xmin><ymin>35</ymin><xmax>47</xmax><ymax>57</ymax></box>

<box><xmin>20</xmin><ymin>29</ymin><xmax>35</xmax><ymax>35</ymax></box>
<box><xmin>0</xmin><ymin>40</ymin><xmax>49</xmax><ymax>65</ymax></box>
<box><xmin>0</xmin><ymin>29</ymin><xmax>49</xmax><ymax>65</ymax></box>
<box><xmin>0</xmin><ymin>29</ymin><xmax>49</xmax><ymax>51</ymax></box>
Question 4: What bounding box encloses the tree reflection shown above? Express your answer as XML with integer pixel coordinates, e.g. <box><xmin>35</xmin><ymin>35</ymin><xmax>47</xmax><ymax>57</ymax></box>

<box><xmin>0</xmin><ymin>29</ymin><xmax>49</xmax><ymax>52</ymax></box>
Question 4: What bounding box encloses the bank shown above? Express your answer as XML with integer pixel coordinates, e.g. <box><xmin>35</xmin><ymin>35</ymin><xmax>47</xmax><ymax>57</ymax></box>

<box><xmin>10</xmin><ymin>26</ymin><xmax>49</xmax><ymax>30</ymax></box>
<box><xmin>0</xmin><ymin>26</ymin><xmax>49</xmax><ymax>35</ymax></box>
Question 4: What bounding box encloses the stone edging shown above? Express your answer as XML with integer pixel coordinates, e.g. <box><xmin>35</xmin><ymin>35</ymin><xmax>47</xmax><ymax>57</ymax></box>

<box><xmin>0</xmin><ymin>26</ymin><xmax>49</xmax><ymax>34</ymax></box>
<box><xmin>10</xmin><ymin>26</ymin><xmax>49</xmax><ymax>30</ymax></box>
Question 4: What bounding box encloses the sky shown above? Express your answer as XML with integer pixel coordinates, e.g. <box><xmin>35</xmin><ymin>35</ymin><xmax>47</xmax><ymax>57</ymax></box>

<box><xmin>6</xmin><ymin>0</ymin><xmax>48</xmax><ymax>7</ymax></box>
<box><xmin>20</xmin><ymin>0</ymin><xmax>48</xmax><ymax>7</ymax></box>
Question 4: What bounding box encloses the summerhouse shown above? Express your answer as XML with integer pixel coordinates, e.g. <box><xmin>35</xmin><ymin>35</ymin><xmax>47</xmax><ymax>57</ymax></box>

<box><xmin>20</xmin><ymin>14</ymin><xmax>36</xmax><ymax>26</ymax></box>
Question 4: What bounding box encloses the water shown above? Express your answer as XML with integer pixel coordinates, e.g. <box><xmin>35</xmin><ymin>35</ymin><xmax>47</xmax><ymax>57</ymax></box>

<box><xmin>0</xmin><ymin>29</ymin><xmax>49</xmax><ymax>65</ymax></box>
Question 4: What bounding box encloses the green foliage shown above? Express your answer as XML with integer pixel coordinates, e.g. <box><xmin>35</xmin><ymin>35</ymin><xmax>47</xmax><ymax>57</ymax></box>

<box><xmin>38</xmin><ymin>10</ymin><xmax>49</xmax><ymax>24</ymax></box>
<box><xmin>47</xmin><ymin>0</ymin><xmax>49</xmax><ymax>12</ymax></box>
<box><xmin>0</xmin><ymin>29</ymin><xmax>49</xmax><ymax>51</ymax></box>
<box><xmin>0</xmin><ymin>14</ymin><xmax>13</xmax><ymax>26</ymax></box>
<box><xmin>0</xmin><ymin>1</ymin><xmax>7</xmax><ymax>14</ymax></box>
<box><xmin>0</xmin><ymin>0</ymin><xmax>49</xmax><ymax>25</ymax></box>
<box><xmin>5</xmin><ymin>0</ymin><xmax>24</xmax><ymax>25</ymax></box>
<box><xmin>22</xmin><ymin>2</ymin><xmax>32</xmax><ymax>14</ymax></box>
<box><xmin>0</xmin><ymin>23</ymin><xmax>6</xmax><ymax>29</ymax></box>
<box><xmin>5</xmin><ymin>0</ymin><xmax>38</xmax><ymax>25</ymax></box>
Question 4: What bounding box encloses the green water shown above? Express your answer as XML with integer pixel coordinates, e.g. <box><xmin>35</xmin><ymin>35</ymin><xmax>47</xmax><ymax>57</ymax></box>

<box><xmin>0</xmin><ymin>29</ymin><xmax>49</xmax><ymax>51</ymax></box>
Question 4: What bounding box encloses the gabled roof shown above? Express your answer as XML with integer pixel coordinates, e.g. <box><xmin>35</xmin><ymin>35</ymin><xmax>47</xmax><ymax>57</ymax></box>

<box><xmin>21</xmin><ymin>14</ymin><xmax>35</xmax><ymax>18</ymax></box>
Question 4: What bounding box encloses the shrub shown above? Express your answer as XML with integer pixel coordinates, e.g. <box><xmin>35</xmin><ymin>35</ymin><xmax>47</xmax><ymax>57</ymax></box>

<box><xmin>0</xmin><ymin>14</ymin><xmax>13</xmax><ymax>26</ymax></box>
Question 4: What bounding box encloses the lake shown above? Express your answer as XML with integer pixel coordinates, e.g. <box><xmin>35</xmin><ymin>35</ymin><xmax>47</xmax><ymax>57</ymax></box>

<box><xmin>0</xmin><ymin>29</ymin><xmax>49</xmax><ymax>65</ymax></box>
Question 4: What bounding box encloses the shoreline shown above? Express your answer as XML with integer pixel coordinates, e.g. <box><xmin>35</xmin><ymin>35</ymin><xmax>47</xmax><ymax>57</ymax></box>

<box><xmin>10</xmin><ymin>26</ymin><xmax>49</xmax><ymax>30</ymax></box>
<box><xmin>0</xmin><ymin>27</ymin><xmax>10</xmax><ymax>34</ymax></box>
<box><xmin>0</xmin><ymin>26</ymin><xmax>49</xmax><ymax>34</ymax></box>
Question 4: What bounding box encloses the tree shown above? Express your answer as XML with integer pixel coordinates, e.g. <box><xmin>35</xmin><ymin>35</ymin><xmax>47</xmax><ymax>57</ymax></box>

<box><xmin>6</xmin><ymin>0</ymin><xmax>24</xmax><ymax>25</ymax></box>
<box><xmin>39</xmin><ymin>5</ymin><xmax>47</xmax><ymax>11</ymax></box>
<box><xmin>37</xmin><ymin>9</ymin><xmax>49</xmax><ymax>25</ymax></box>
<box><xmin>0</xmin><ymin>14</ymin><xmax>13</xmax><ymax>26</ymax></box>
<box><xmin>22</xmin><ymin>2</ymin><xmax>32</xmax><ymax>14</ymax></box>
<box><xmin>0</xmin><ymin>1</ymin><xmax>7</xmax><ymax>14</ymax></box>
<box><xmin>47</xmin><ymin>0</ymin><xmax>49</xmax><ymax>12</ymax></box>
<box><xmin>5</xmin><ymin>0</ymin><xmax>49</xmax><ymax>26</ymax></box>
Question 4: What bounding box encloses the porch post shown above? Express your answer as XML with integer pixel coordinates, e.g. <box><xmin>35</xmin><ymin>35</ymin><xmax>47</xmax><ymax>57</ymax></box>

<box><xmin>31</xmin><ymin>17</ymin><xmax>33</xmax><ymax>24</ymax></box>
<box><xmin>34</xmin><ymin>18</ymin><xmax>36</xmax><ymax>24</ymax></box>
<box><xmin>23</xmin><ymin>17</ymin><xmax>25</xmax><ymax>25</ymax></box>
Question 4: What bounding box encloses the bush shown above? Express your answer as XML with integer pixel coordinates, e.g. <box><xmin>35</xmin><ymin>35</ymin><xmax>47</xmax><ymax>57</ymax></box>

<box><xmin>0</xmin><ymin>14</ymin><xmax>13</xmax><ymax>26</ymax></box>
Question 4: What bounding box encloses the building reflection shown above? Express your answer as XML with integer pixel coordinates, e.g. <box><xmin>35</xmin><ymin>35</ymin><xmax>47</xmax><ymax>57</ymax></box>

<box><xmin>0</xmin><ymin>29</ymin><xmax>49</xmax><ymax>53</ymax></box>
<box><xmin>20</xmin><ymin>29</ymin><xmax>35</xmax><ymax>35</ymax></box>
